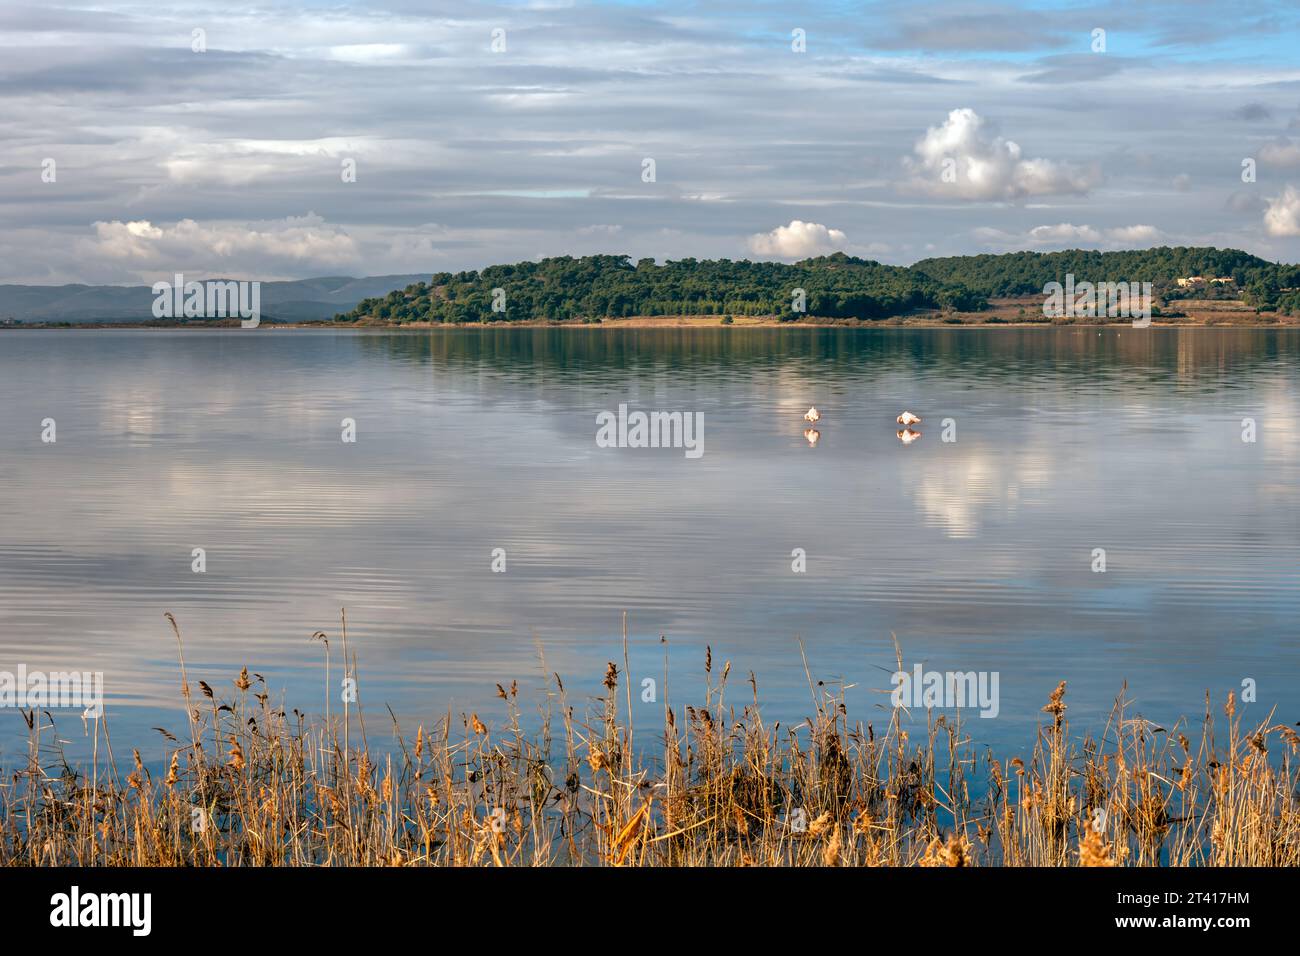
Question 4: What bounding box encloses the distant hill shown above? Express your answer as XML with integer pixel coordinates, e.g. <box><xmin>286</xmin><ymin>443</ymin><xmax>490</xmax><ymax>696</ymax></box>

<box><xmin>0</xmin><ymin>275</ymin><xmax>428</xmax><ymax>323</ymax></box>
<box><xmin>911</xmin><ymin>247</ymin><xmax>1281</xmax><ymax>296</ymax></box>
<box><xmin>340</xmin><ymin>253</ymin><xmax>988</xmax><ymax>325</ymax></box>
<box><xmin>339</xmin><ymin>247</ymin><xmax>1300</xmax><ymax>324</ymax></box>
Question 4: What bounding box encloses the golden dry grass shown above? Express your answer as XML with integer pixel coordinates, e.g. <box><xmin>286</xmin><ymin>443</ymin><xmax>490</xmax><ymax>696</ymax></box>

<box><xmin>1</xmin><ymin>615</ymin><xmax>1296</xmax><ymax>866</ymax></box>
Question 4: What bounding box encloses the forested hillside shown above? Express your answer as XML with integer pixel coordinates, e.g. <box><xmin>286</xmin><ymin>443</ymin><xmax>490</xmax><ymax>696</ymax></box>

<box><xmin>339</xmin><ymin>253</ymin><xmax>985</xmax><ymax>324</ymax></box>
<box><xmin>337</xmin><ymin>247</ymin><xmax>1300</xmax><ymax>324</ymax></box>
<box><xmin>913</xmin><ymin>247</ymin><xmax>1300</xmax><ymax>310</ymax></box>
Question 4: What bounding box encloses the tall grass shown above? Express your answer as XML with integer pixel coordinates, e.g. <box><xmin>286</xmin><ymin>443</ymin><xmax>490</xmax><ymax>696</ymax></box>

<box><xmin>2</xmin><ymin>615</ymin><xmax>1296</xmax><ymax>866</ymax></box>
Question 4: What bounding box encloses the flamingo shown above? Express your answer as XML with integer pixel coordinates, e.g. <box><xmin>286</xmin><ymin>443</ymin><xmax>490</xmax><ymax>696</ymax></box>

<box><xmin>804</xmin><ymin>407</ymin><xmax>821</xmax><ymax>424</ymax></box>
<box><xmin>896</xmin><ymin>428</ymin><xmax>921</xmax><ymax>445</ymax></box>
<box><xmin>896</xmin><ymin>411</ymin><xmax>921</xmax><ymax>426</ymax></box>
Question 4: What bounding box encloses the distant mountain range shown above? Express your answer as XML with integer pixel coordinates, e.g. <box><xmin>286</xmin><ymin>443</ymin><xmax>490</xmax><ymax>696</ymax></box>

<box><xmin>0</xmin><ymin>275</ymin><xmax>429</xmax><ymax>323</ymax></box>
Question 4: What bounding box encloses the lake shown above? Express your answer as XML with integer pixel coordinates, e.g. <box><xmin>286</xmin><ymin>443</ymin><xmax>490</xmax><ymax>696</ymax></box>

<box><xmin>0</xmin><ymin>327</ymin><xmax>1296</xmax><ymax>760</ymax></box>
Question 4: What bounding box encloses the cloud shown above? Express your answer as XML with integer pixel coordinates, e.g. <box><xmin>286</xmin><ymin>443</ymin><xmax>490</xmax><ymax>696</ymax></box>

<box><xmin>1226</xmin><ymin>191</ymin><xmax>1267</xmax><ymax>215</ymax></box>
<box><xmin>871</xmin><ymin>9</ymin><xmax>1071</xmax><ymax>52</ymax></box>
<box><xmin>160</xmin><ymin>137</ymin><xmax>376</xmax><ymax>186</ymax></box>
<box><xmin>977</xmin><ymin>223</ymin><xmax>1161</xmax><ymax>249</ymax></box>
<box><xmin>328</xmin><ymin>44</ymin><xmax>419</xmax><ymax>64</ymax></box>
<box><xmin>1018</xmin><ymin>54</ymin><xmax>1134</xmax><ymax>84</ymax></box>
<box><xmin>747</xmin><ymin>220</ymin><xmax>847</xmax><ymax>259</ymax></box>
<box><xmin>1264</xmin><ymin>186</ymin><xmax>1300</xmax><ymax>237</ymax></box>
<box><xmin>82</xmin><ymin>214</ymin><xmax>361</xmax><ymax>276</ymax></box>
<box><xmin>904</xmin><ymin>108</ymin><xmax>1099</xmax><ymax>200</ymax></box>
<box><xmin>1234</xmin><ymin>102</ymin><xmax>1272</xmax><ymax>121</ymax></box>
<box><xmin>1259</xmin><ymin>140</ymin><xmax>1300</xmax><ymax>167</ymax></box>
<box><xmin>1027</xmin><ymin>223</ymin><xmax>1101</xmax><ymax>243</ymax></box>
<box><xmin>1107</xmin><ymin>225</ymin><xmax>1161</xmax><ymax>243</ymax></box>
<box><xmin>3</xmin><ymin>2</ymin><xmax>1300</xmax><ymax>284</ymax></box>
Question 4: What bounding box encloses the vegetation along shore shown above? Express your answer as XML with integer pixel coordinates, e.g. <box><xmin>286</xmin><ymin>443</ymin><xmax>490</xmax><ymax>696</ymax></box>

<box><xmin>335</xmin><ymin>246</ymin><xmax>1300</xmax><ymax>328</ymax></box>
<box><xmin>1</xmin><ymin>616</ymin><xmax>1294</xmax><ymax>866</ymax></box>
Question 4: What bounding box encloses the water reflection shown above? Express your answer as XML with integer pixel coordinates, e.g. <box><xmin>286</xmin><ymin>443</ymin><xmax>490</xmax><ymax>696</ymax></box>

<box><xmin>0</xmin><ymin>327</ymin><xmax>1295</xmax><ymax>759</ymax></box>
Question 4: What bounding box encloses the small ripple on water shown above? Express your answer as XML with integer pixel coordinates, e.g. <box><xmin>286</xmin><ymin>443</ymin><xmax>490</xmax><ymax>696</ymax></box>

<box><xmin>0</xmin><ymin>328</ymin><xmax>1297</xmax><ymax>755</ymax></box>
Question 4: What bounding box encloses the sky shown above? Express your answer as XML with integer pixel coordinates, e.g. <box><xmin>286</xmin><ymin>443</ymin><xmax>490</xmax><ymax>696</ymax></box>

<box><xmin>2</xmin><ymin>0</ymin><xmax>1300</xmax><ymax>284</ymax></box>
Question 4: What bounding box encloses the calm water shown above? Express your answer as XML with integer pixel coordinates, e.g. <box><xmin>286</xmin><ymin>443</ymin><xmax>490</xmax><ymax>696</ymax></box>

<box><xmin>0</xmin><ymin>327</ymin><xmax>1297</xmax><ymax>759</ymax></box>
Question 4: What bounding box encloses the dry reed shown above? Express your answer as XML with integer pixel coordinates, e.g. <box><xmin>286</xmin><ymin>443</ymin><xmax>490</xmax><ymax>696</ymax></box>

<box><xmin>1</xmin><ymin>615</ymin><xmax>1295</xmax><ymax>867</ymax></box>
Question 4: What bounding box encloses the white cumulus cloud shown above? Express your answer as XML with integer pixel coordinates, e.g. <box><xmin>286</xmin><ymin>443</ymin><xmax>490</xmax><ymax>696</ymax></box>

<box><xmin>747</xmin><ymin>220</ymin><xmax>847</xmax><ymax>258</ymax></box>
<box><xmin>1264</xmin><ymin>185</ymin><xmax>1300</xmax><ymax>237</ymax></box>
<box><xmin>82</xmin><ymin>214</ymin><xmax>361</xmax><ymax>277</ymax></box>
<box><xmin>905</xmin><ymin>108</ymin><xmax>1099</xmax><ymax>200</ymax></box>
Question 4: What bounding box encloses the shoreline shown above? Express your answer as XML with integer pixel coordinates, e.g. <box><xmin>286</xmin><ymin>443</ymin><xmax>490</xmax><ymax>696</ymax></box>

<box><xmin>4</xmin><ymin>315</ymin><xmax>1298</xmax><ymax>331</ymax></box>
<box><xmin>5</xmin><ymin>296</ymin><xmax>1295</xmax><ymax>331</ymax></box>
